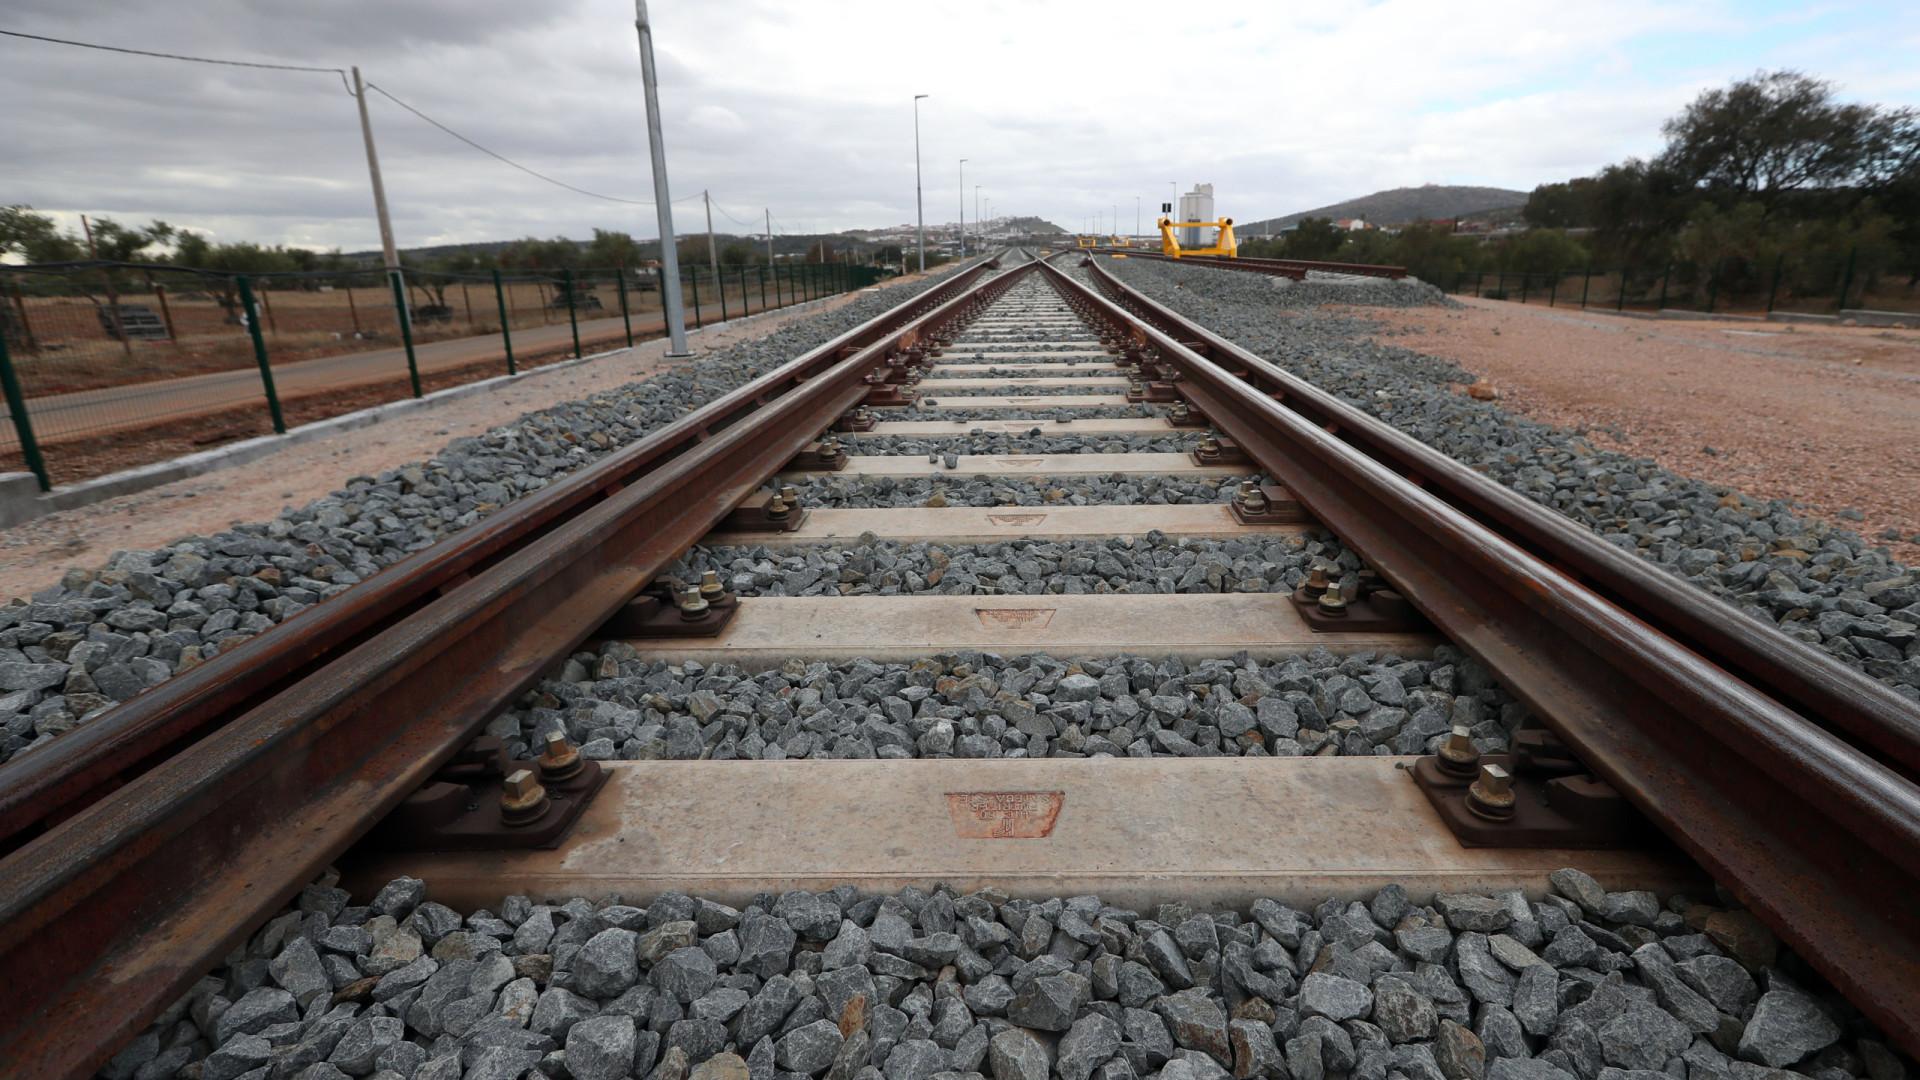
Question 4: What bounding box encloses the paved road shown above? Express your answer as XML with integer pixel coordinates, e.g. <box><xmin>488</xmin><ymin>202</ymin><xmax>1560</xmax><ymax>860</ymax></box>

<box><xmin>3</xmin><ymin>312</ymin><xmax>664</xmax><ymax>452</ymax></box>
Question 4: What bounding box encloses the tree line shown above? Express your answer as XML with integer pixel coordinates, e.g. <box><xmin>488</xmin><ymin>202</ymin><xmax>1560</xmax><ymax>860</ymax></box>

<box><xmin>0</xmin><ymin>211</ymin><xmax>894</xmax><ymax>279</ymax></box>
<box><xmin>1239</xmin><ymin>70</ymin><xmax>1918</xmax><ymax>281</ymax></box>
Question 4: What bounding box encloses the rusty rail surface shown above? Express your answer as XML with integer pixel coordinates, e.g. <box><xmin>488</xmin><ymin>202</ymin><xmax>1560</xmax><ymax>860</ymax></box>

<box><xmin>0</xmin><ymin>259</ymin><xmax>1002</xmax><ymax>855</ymax></box>
<box><xmin>0</xmin><ymin>259</ymin><xmax>1037</xmax><ymax>1080</ymax></box>
<box><xmin>1051</xmin><ymin>257</ymin><xmax>1920</xmax><ymax>1051</ymax></box>
<box><xmin>1093</xmin><ymin>248</ymin><xmax>1408</xmax><ymax>280</ymax></box>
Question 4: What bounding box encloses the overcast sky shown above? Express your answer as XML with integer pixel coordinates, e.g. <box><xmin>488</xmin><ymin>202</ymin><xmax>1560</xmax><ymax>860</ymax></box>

<box><xmin>3</xmin><ymin>0</ymin><xmax>1916</xmax><ymax>253</ymax></box>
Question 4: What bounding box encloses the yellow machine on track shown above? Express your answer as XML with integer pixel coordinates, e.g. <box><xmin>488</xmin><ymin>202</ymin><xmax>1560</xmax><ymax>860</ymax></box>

<box><xmin>1157</xmin><ymin>217</ymin><xmax>1237</xmax><ymax>258</ymax></box>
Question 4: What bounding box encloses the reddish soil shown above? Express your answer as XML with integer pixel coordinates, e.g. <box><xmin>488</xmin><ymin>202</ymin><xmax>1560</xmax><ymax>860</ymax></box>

<box><xmin>1358</xmin><ymin>298</ymin><xmax>1920</xmax><ymax>563</ymax></box>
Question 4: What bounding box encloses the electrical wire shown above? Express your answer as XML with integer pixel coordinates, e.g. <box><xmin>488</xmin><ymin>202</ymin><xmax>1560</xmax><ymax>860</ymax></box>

<box><xmin>1</xmin><ymin>29</ymin><xmax>694</xmax><ymax>212</ymax></box>
<box><xmin>0</xmin><ymin>27</ymin><xmax>353</xmax><ymax>94</ymax></box>
<box><xmin>365</xmin><ymin>83</ymin><xmax>663</xmax><ymax>206</ymax></box>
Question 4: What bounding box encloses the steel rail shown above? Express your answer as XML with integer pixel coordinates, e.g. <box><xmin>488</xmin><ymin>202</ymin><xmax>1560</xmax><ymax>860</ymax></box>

<box><xmin>0</xmin><ymin>260</ymin><xmax>1038</xmax><ymax>1080</ymax></box>
<box><xmin>0</xmin><ymin>259</ymin><xmax>1003</xmax><ymax>855</ymax></box>
<box><xmin>1046</xmin><ymin>257</ymin><xmax>1920</xmax><ymax>1051</ymax></box>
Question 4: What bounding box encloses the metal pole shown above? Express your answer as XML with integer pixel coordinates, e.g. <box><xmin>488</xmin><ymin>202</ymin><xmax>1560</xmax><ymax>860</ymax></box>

<box><xmin>765</xmin><ymin>208</ymin><xmax>774</xmax><ymax>269</ymax></box>
<box><xmin>1657</xmin><ymin>262</ymin><xmax>1671</xmax><ymax>311</ymax></box>
<box><xmin>1766</xmin><ymin>251</ymin><xmax>1785</xmax><ymax>314</ymax></box>
<box><xmin>704</xmin><ymin>189</ymin><xmax>721</xmax><ymax>284</ymax></box>
<box><xmin>1836</xmin><ymin>245</ymin><xmax>1857</xmax><ymax>313</ymax></box>
<box><xmin>387</xmin><ymin>271</ymin><xmax>423</xmax><ymax>397</ymax></box>
<box><xmin>1617</xmin><ymin>268</ymin><xmax>1627</xmax><ymax>312</ymax></box>
<box><xmin>0</xmin><ymin>313</ymin><xmax>50</xmax><ymax>491</ymax></box>
<box><xmin>236</xmin><ymin>276</ymin><xmax>287</xmax><ymax>434</ymax></box>
<box><xmin>617</xmin><ymin>267</ymin><xmax>633</xmax><ymax>346</ymax></box>
<box><xmin>635</xmin><ymin>1</ymin><xmax>691</xmax><ymax>356</ymax></box>
<box><xmin>914</xmin><ymin>94</ymin><xmax>928</xmax><ymax>273</ymax></box>
<box><xmin>1705</xmin><ymin>260</ymin><xmax>1720</xmax><ymax>314</ymax></box>
<box><xmin>959</xmin><ymin>159</ymin><xmax>967</xmax><ymax>260</ymax></box>
<box><xmin>1580</xmin><ymin>265</ymin><xmax>1592</xmax><ymax>309</ymax></box>
<box><xmin>564</xmin><ymin>267</ymin><xmax>582</xmax><ymax>357</ymax></box>
<box><xmin>491</xmin><ymin>268</ymin><xmax>516</xmax><ymax>374</ymax></box>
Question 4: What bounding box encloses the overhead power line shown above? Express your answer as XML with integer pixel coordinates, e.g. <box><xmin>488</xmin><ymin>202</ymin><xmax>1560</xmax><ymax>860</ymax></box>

<box><xmin>365</xmin><ymin>82</ymin><xmax>674</xmax><ymax>207</ymax></box>
<box><xmin>2</xmin><ymin>27</ymin><xmax>695</xmax><ymax>210</ymax></box>
<box><xmin>0</xmin><ymin>27</ymin><xmax>353</xmax><ymax>94</ymax></box>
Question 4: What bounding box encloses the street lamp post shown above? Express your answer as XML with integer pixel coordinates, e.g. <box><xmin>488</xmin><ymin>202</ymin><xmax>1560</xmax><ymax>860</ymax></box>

<box><xmin>913</xmin><ymin>94</ymin><xmax>928</xmax><ymax>273</ymax></box>
<box><xmin>959</xmin><ymin>159</ymin><xmax>967</xmax><ymax>260</ymax></box>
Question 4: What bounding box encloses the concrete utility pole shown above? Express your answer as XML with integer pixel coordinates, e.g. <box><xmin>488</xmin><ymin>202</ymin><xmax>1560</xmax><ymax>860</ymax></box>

<box><xmin>765</xmin><ymin>208</ymin><xmax>774</xmax><ymax>267</ymax></box>
<box><xmin>353</xmin><ymin>67</ymin><xmax>399</xmax><ymax>273</ymax></box>
<box><xmin>352</xmin><ymin>65</ymin><xmax>408</xmax><ymax>335</ymax></box>
<box><xmin>635</xmin><ymin>0</ymin><xmax>691</xmax><ymax>356</ymax></box>
<box><xmin>958</xmin><ymin>159</ymin><xmax>967</xmax><ymax>259</ymax></box>
<box><xmin>913</xmin><ymin>94</ymin><xmax>928</xmax><ymax>273</ymax></box>
<box><xmin>704</xmin><ymin>189</ymin><xmax>720</xmax><ymax>278</ymax></box>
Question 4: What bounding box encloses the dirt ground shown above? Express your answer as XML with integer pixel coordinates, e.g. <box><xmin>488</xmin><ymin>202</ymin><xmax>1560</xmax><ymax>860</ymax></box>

<box><xmin>1359</xmin><ymin>297</ymin><xmax>1920</xmax><ymax>564</ymax></box>
<box><xmin>0</xmin><ymin>272</ymin><xmax>945</xmax><ymax>601</ymax></box>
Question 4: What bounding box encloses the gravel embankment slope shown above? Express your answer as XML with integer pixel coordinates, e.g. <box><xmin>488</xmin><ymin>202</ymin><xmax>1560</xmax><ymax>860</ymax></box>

<box><xmin>1101</xmin><ymin>258</ymin><xmax>1920</xmax><ymax>703</ymax></box>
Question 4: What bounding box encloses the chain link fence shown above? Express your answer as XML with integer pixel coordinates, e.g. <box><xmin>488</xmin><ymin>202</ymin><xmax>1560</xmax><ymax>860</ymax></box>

<box><xmin>0</xmin><ymin>259</ymin><xmax>880</xmax><ymax>489</ymax></box>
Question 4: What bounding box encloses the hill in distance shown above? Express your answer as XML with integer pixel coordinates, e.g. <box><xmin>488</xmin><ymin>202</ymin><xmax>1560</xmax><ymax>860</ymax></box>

<box><xmin>1240</xmin><ymin>184</ymin><xmax>1529</xmax><ymax>233</ymax></box>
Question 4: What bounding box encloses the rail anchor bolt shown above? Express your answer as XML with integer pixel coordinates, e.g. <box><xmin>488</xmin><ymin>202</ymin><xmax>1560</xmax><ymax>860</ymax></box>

<box><xmin>1168</xmin><ymin>401</ymin><xmax>1191</xmax><ymax>423</ymax></box>
<box><xmin>1197</xmin><ymin>434</ymin><xmax>1222</xmax><ymax>462</ymax></box>
<box><xmin>699</xmin><ymin>570</ymin><xmax>726</xmax><ymax>603</ymax></box>
<box><xmin>678</xmin><ymin>588</ymin><xmax>711</xmax><ymax>621</ymax></box>
<box><xmin>1235</xmin><ymin>480</ymin><xmax>1269</xmax><ymax>514</ymax></box>
<box><xmin>1437</xmin><ymin>725</ymin><xmax>1481</xmax><ymax>779</ymax></box>
<box><xmin>765</xmin><ymin>494</ymin><xmax>791</xmax><ymax>523</ymax></box>
<box><xmin>501</xmin><ymin>768</ymin><xmax>550</xmax><ymax>826</ymax></box>
<box><xmin>1467</xmin><ymin>763</ymin><xmax>1516</xmax><ymax>821</ymax></box>
<box><xmin>539</xmin><ymin>730</ymin><xmax>584</xmax><ymax>783</ymax></box>
<box><xmin>1316</xmin><ymin>587</ymin><xmax>1348</xmax><ymax>616</ymax></box>
<box><xmin>1302</xmin><ymin>566</ymin><xmax>1330</xmax><ymax>599</ymax></box>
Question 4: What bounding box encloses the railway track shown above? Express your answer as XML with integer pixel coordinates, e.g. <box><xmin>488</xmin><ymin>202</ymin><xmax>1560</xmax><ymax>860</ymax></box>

<box><xmin>2</xmin><ymin>249</ymin><xmax>1917</xmax><ymax>1080</ymax></box>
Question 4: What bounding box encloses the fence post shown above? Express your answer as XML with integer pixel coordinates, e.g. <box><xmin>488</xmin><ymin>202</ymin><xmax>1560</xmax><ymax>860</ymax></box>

<box><xmin>236</xmin><ymin>275</ymin><xmax>288</xmax><ymax>435</ymax></box>
<box><xmin>1473</xmin><ymin>272</ymin><xmax>1482</xmax><ymax>299</ymax></box>
<box><xmin>492</xmin><ymin>268</ymin><xmax>516</xmax><ymax>375</ymax></box>
<box><xmin>760</xmin><ymin>264</ymin><xmax>768</xmax><ymax>311</ymax></box>
<box><xmin>690</xmin><ymin>266</ymin><xmax>703</xmax><ymax>329</ymax></box>
<box><xmin>387</xmin><ymin>270</ymin><xmax>423</xmax><ymax>398</ymax></box>
<box><xmin>7</xmin><ymin>285</ymin><xmax>40</xmax><ymax>352</ymax></box>
<box><xmin>1657</xmin><ymin>262</ymin><xmax>1672</xmax><ymax>311</ymax></box>
<box><xmin>1765</xmin><ymin>252</ymin><xmax>1785</xmax><ymax>314</ymax></box>
<box><xmin>1617</xmin><ymin>268</ymin><xmax>1628</xmax><ymax>312</ymax></box>
<box><xmin>716</xmin><ymin>264</ymin><xmax>729</xmax><ymax>323</ymax></box>
<box><xmin>1580</xmin><ymin>266</ymin><xmax>1592</xmax><ymax>308</ymax></box>
<box><xmin>1705</xmin><ymin>260</ymin><xmax>1721</xmax><ymax>315</ymax></box>
<box><xmin>564</xmin><ymin>268</ymin><xmax>583</xmax><ymax>358</ymax></box>
<box><xmin>1547</xmin><ymin>274</ymin><xmax>1558</xmax><ymax>308</ymax></box>
<box><xmin>1519</xmin><ymin>272</ymin><xmax>1529</xmax><ymax>305</ymax></box>
<box><xmin>1836</xmin><ymin>246</ymin><xmax>1858</xmax><ymax>313</ymax></box>
<box><xmin>617</xmin><ymin>268</ymin><xmax>634</xmax><ymax>347</ymax></box>
<box><xmin>0</xmin><ymin>317</ymin><xmax>51</xmax><ymax>492</ymax></box>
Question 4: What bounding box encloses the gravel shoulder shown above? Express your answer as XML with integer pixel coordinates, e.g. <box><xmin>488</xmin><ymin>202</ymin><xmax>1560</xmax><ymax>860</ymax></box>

<box><xmin>1102</xmin><ymin>258</ymin><xmax>1920</xmax><ymax>701</ymax></box>
<box><xmin>1360</xmin><ymin>298</ymin><xmax>1920</xmax><ymax>565</ymax></box>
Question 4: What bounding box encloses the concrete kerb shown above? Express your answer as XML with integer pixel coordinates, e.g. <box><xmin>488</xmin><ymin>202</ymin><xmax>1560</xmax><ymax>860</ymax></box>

<box><xmin>0</xmin><ymin>292</ymin><xmax>849</xmax><ymax>532</ymax></box>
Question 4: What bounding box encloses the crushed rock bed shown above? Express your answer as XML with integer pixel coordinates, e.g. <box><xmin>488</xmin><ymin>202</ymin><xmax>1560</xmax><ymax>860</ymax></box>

<box><xmin>1101</xmin><ymin>259</ymin><xmax>1920</xmax><ymax>701</ymax></box>
<box><xmin>884</xmin><ymin>407</ymin><xmax>1161</xmax><ymax>423</ymax></box>
<box><xmin>492</xmin><ymin>644</ymin><xmax>1516</xmax><ymax>764</ymax></box>
<box><xmin>921</xmin><ymin>367</ymin><xmax>1119</xmax><ymax>379</ymax></box>
<box><xmin>0</xmin><ymin>269</ymin><xmax>971</xmax><ymax>766</ymax></box>
<box><xmin>764</xmin><ymin>476</ymin><xmax>1274</xmax><ymax>510</ymax></box>
<box><xmin>845</xmin><ymin>434</ymin><xmax>1202</xmax><ymax>457</ymax></box>
<box><xmin>924</xmin><ymin>386</ymin><xmax>1127</xmax><ymax>398</ymax></box>
<box><xmin>663</xmin><ymin>535</ymin><xmax>1351</xmax><ymax>600</ymax></box>
<box><xmin>107</xmin><ymin>868</ymin><xmax>1887</xmax><ymax>1080</ymax></box>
